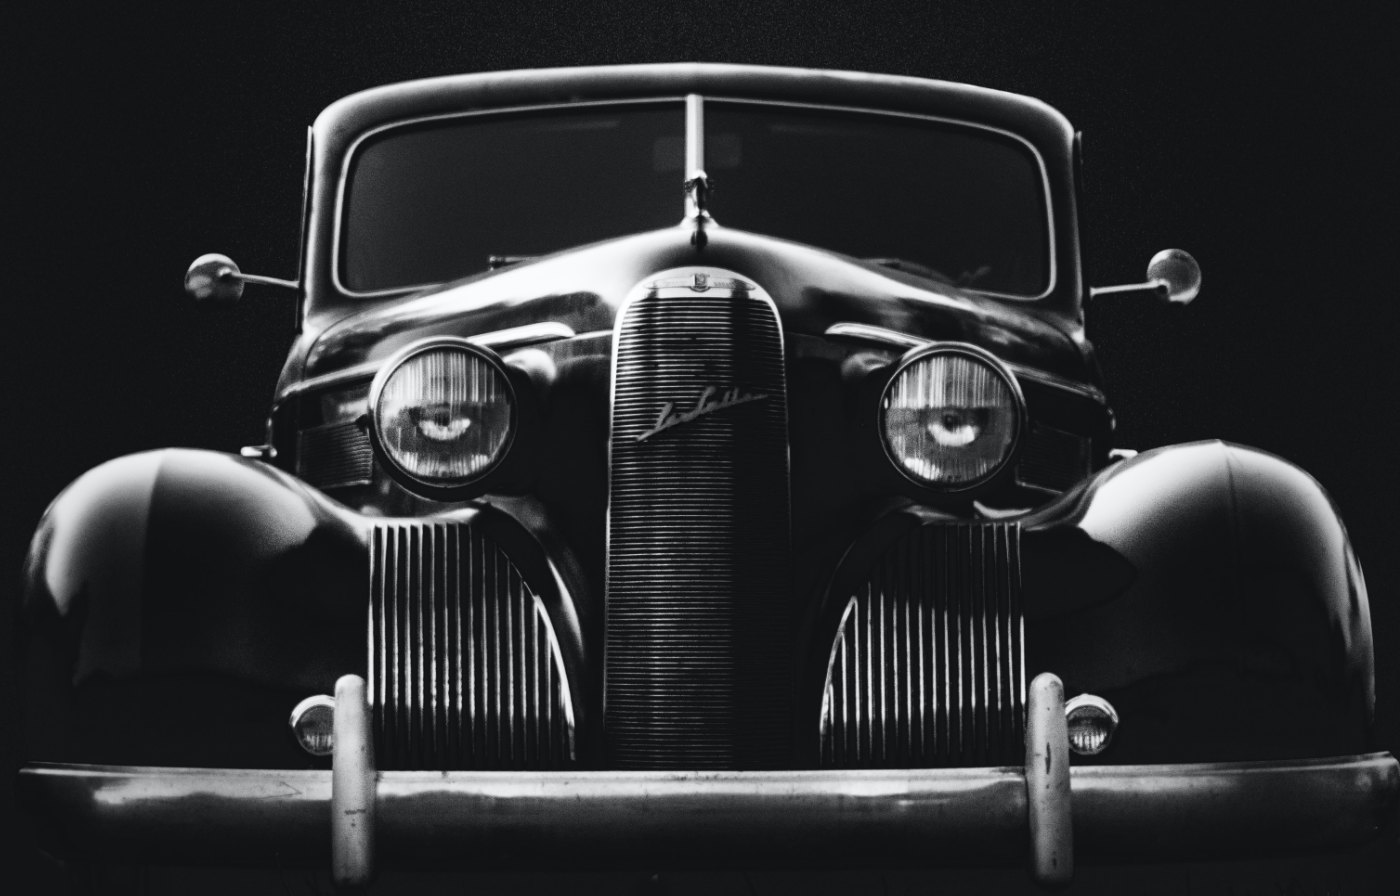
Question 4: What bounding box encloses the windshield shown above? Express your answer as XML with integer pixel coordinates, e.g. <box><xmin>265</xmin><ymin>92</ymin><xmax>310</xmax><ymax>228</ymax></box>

<box><xmin>704</xmin><ymin>102</ymin><xmax>1049</xmax><ymax>296</ymax></box>
<box><xmin>340</xmin><ymin>100</ymin><xmax>1051</xmax><ymax>297</ymax></box>
<box><xmin>342</xmin><ymin>103</ymin><xmax>685</xmax><ymax>294</ymax></box>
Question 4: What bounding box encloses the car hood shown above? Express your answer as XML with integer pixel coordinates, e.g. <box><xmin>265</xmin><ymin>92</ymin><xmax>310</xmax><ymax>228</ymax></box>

<box><xmin>297</xmin><ymin>224</ymin><xmax>1090</xmax><ymax>391</ymax></box>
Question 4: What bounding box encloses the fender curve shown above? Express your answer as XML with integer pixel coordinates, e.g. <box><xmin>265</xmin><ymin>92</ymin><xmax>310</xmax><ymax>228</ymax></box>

<box><xmin>1022</xmin><ymin>440</ymin><xmax>1375</xmax><ymax>763</ymax></box>
<box><xmin>21</xmin><ymin>449</ymin><xmax>593</xmax><ymax>770</ymax></box>
<box><xmin>22</xmin><ymin>449</ymin><xmax>367</xmax><ymax>767</ymax></box>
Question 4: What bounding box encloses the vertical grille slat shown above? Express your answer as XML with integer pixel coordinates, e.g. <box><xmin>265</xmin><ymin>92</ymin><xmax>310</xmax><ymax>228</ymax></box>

<box><xmin>819</xmin><ymin>522</ymin><xmax>1025</xmax><ymax>768</ymax></box>
<box><xmin>606</xmin><ymin>277</ymin><xmax>793</xmax><ymax>770</ymax></box>
<box><xmin>369</xmin><ymin>520</ymin><xmax>575</xmax><ymax>770</ymax></box>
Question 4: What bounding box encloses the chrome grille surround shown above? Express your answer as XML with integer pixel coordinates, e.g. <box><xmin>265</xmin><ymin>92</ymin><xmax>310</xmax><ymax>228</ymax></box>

<box><xmin>369</xmin><ymin>520</ymin><xmax>576</xmax><ymax>770</ymax></box>
<box><xmin>606</xmin><ymin>269</ymin><xmax>793</xmax><ymax>769</ymax></box>
<box><xmin>819</xmin><ymin>521</ymin><xmax>1025</xmax><ymax>767</ymax></box>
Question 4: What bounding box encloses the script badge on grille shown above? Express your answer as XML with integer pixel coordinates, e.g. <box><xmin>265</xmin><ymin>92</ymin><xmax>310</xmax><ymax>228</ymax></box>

<box><xmin>635</xmin><ymin>385</ymin><xmax>768</xmax><ymax>442</ymax></box>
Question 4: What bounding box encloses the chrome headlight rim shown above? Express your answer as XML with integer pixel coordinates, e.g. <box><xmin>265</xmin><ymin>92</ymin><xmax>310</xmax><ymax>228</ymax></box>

<box><xmin>877</xmin><ymin>342</ymin><xmax>1026</xmax><ymax>494</ymax></box>
<box><xmin>367</xmin><ymin>336</ymin><xmax>519</xmax><ymax>499</ymax></box>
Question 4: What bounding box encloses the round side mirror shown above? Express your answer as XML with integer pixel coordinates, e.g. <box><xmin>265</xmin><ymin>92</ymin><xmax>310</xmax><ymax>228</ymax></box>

<box><xmin>184</xmin><ymin>253</ymin><xmax>245</xmax><ymax>303</ymax></box>
<box><xmin>1146</xmin><ymin>249</ymin><xmax>1201</xmax><ymax>305</ymax></box>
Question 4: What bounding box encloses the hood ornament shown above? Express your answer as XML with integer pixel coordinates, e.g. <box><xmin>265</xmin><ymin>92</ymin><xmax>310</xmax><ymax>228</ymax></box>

<box><xmin>684</xmin><ymin>94</ymin><xmax>711</xmax><ymax>248</ymax></box>
<box><xmin>636</xmin><ymin>386</ymin><xmax>767</xmax><ymax>442</ymax></box>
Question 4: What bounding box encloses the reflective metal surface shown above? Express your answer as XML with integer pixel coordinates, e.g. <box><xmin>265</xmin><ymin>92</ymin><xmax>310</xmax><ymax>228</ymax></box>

<box><xmin>1146</xmin><ymin>247</ymin><xmax>1202</xmax><ymax>305</ymax></box>
<box><xmin>331</xmin><ymin>675</ymin><xmax>373</xmax><ymax>887</ymax></box>
<box><xmin>1026</xmin><ymin>673</ymin><xmax>1072</xmax><ymax>885</ymax></box>
<box><xmin>1088</xmin><ymin>247</ymin><xmax>1201</xmax><ymax>304</ymax></box>
<box><xmin>819</xmin><ymin>522</ymin><xmax>1025</xmax><ymax>767</ymax></box>
<box><xmin>184</xmin><ymin>252</ymin><xmax>298</xmax><ymax>302</ymax></box>
<box><xmin>369</xmin><ymin>520</ymin><xmax>576</xmax><ymax>770</ymax></box>
<box><xmin>606</xmin><ymin>269</ymin><xmax>793</xmax><ymax>768</ymax></box>
<box><xmin>19</xmin><ymin>753</ymin><xmax>1396</xmax><ymax>866</ymax></box>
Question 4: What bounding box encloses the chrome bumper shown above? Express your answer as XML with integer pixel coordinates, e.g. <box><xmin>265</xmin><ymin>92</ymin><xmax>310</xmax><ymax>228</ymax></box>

<box><xmin>18</xmin><ymin>675</ymin><xmax>1398</xmax><ymax>888</ymax></box>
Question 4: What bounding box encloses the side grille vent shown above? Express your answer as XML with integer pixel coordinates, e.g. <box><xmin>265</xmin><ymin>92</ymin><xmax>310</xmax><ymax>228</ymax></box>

<box><xmin>1015</xmin><ymin>422</ymin><xmax>1090</xmax><ymax>495</ymax></box>
<box><xmin>298</xmin><ymin>421</ymin><xmax>373</xmax><ymax>490</ymax></box>
<box><xmin>606</xmin><ymin>274</ymin><xmax>793</xmax><ymax>769</ymax></box>
<box><xmin>819</xmin><ymin>522</ymin><xmax>1024</xmax><ymax>768</ymax></box>
<box><xmin>369</xmin><ymin>520</ymin><xmax>576</xmax><ymax>770</ymax></box>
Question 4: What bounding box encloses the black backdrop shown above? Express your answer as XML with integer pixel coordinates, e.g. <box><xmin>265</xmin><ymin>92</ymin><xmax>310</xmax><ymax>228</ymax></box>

<box><xmin>5</xmin><ymin>2</ymin><xmax>1397</xmax><ymax>891</ymax></box>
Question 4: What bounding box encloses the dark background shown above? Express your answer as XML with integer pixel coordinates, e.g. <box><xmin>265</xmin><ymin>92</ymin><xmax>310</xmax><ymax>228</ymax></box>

<box><xmin>5</xmin><ymin>1</ymin><xmax>1397</xmax><ymax>891</ymax></box>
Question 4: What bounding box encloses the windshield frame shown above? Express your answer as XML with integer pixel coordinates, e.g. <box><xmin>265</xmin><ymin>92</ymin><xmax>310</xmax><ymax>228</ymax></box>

<box><xmin>331</xmin><ymin>95</ymin><xmax>1056</xmax><ymax>301</ymax></box>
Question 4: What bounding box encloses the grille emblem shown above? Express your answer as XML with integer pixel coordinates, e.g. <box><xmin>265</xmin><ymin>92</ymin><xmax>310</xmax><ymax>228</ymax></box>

<box><xmin>635</xmin><ymin>385</ymin><xmax>767</xmax><ymax>442</ymax></box>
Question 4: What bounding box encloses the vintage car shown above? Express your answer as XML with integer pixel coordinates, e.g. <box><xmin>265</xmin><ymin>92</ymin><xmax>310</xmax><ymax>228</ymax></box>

<box><xmin>17</xmin><ymin>64</ymin><xmax>1398</xmax><ymax>887</ymax></box>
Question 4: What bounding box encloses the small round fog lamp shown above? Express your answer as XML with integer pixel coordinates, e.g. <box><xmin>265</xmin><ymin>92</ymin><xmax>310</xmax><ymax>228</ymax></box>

<box><xmin>1064</xmin><ymin>694</ymin><xmax>1118</xmax><ymax>756</ymax></box>
<box><xmin>289</xmin><ymin>694</ymin><xmax>335</xmax><ymax>757</ymax></box>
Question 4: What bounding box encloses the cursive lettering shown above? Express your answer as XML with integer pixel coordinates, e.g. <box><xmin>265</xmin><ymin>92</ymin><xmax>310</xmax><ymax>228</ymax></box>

<box><xmin>635</xmin><ymin>386</ymin><xmax>767</xmax><ymax>441</ymax></box>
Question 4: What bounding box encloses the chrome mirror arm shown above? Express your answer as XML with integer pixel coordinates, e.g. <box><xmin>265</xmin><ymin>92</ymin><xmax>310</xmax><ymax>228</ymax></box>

<box><xmin>1088</xmin><ymin>280</ymin><xmax>1170</xmax><ymax>301</ymax></box>
<box><xmin>185</xmin><ymin>253</ymin><xmax>299</xmax><ymax>303</ymax></box>
<box><xmin>1089</xmin><ymin>248</ymin><xmax>1201</xmax><ymax>306</ymax></box>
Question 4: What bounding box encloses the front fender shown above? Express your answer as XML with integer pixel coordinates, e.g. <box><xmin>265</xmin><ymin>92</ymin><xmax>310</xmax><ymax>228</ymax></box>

<box><xmin>22</xmin><ymin>450</ymin><xmax>367</xmax><ymax>768</ymax></box>
<box><xmin>1024</xmin><ymin>441</ymin><xmax>1374</xmax><ymax>762</ymax></box>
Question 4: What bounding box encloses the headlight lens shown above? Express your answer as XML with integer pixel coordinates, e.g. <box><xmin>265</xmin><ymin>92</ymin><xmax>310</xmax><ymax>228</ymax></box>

<box><xmin>881</xmin><ymin>346</ymin><xmax>1021</xmax><ymax>489</ymax></box>
<box><xmin>371</xmin><ymin>340</ymin><xmax>515</xmax><ymax>488</ymax></box>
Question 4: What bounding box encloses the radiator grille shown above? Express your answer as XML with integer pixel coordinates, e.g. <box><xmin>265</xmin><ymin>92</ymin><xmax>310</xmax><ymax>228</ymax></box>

<box><xmin>606</xmin><ymin>275</ymin><xmax>793</xmax><ymax>769</ymax></box>
<box><xmin>369</xmin><ymin>520</ymin><xmax>575</xmax><ymax>770</ymax></box>
<box><xmin>819</xmin><ymin>522</ymin><xmax>1024</xmax><ymax>767</ymax></box>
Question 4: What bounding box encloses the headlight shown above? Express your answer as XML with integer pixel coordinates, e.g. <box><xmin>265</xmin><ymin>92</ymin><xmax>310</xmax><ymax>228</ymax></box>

<box><xmin>369</xmin><ymin>338</ymin><xmax>516</xmax><ymax>493</ymax></box>
<box><xmin>880</xmin><ymin>344</ymin><xmax>1023</xmax><ymax>490</ymax></box>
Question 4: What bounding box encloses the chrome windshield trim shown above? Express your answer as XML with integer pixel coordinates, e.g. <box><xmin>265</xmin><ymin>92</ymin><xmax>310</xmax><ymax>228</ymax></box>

<box><xmin>282</xmin><ymin>322</ymin><xmax>577</xmax><ymax>401</ymax></box>
<box><xmin>332</xmin><ymin>98</ymin><xmax>687</xmax><ymax>300</ymax></box>
<box><xmin>824</xmin><ymin>322</ymin><xmax>1105</xmax><ymax>403</ymax></box>
<box><xmin>703</xmin><ymin>96</ymin><xmax>1057</xmax><ymax>302</ymax></box>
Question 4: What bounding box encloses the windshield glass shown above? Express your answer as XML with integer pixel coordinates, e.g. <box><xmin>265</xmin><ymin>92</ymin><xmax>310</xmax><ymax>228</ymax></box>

<box><xmin>704</xmin><ymin>102</ymin><xmax>1049</xmax><ymax>296</ymax></box>
<box><xmin>342</xmin><ymin>103</ymin><xmax>685</xmax><ymax>293</ymax></box>
<box><xmin>340</xmin><ymin>100</ymin><xmax>1051</xmax><ymax>297</ymax></box>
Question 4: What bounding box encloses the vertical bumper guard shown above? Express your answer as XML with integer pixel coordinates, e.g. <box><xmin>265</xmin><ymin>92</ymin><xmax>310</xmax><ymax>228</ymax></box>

<box><xmin>332</xmin><ymin>675</ymin><xmax>375</xmax><ymax>888</ymax></box>
<box><xmin>1026</xmin><ymin>672</ymin><xmax>1073</xmax><ymax>885</ymax></box>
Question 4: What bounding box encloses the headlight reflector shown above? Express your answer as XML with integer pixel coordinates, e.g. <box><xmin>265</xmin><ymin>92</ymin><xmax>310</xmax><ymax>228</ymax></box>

<box><xmin>371</xmin><ymin>340</ymin><xmax>515</xmax><ymax>489</ymax></box>
<box><xmin>880</xmin><ymin>346</ymin><xmax>1022</xmax><ymax>489</ymax></box>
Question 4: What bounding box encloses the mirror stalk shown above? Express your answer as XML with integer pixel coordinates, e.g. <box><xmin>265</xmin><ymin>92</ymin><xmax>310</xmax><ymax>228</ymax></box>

<box><xmin>1090</xmin><ymin>248</ymin><xmax>1201</xmax><ymax>306</ymax></box>
<box><xmin>185</xmin><ymin>253</ymin><xmax>298</xmax><ymax>303</ymax></box>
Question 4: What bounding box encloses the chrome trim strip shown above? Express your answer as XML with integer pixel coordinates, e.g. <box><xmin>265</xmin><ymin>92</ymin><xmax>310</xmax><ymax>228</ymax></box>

<box><xmin>470</xmin><ymin>321</ymin><xmax>579</xmax><ymax>351</ymax></box>
<box><xmin>283</xmin><ymin>322</ymin><xmax>578</xmax><ymax>401</ymax></box>
<box><xmin>20</xmin><ymin>754</ymin><xmax>1397</xmax><ymax>866</ymax></box>
<box><xmin>532</xmin><ymin>591</ymin><xmax>577</xmax><ymax>758</ymax></box>
<box><xmin>333</xmin><ymin>99</ymin><xmax>687</xmax><ymax>299</ymax></box>
<box><xmin>704</xmin><ymin>96</ymin><xmax>1058</xmax><ymax>302</ymax></box>
<box><xmin>824</xmin><ymin>322</ymin><xmax>1106</xmax><ymax>402</ymax></box>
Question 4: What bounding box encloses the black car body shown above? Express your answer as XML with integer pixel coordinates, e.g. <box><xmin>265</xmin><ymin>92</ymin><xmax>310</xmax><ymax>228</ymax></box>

<box><xmin>17</xmin><ymin>64</ymin><xmax>1397</xmax><ymax>886</ymax></box>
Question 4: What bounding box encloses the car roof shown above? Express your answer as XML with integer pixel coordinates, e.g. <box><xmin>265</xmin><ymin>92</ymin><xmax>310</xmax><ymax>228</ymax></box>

<box><xmin>312</xmin><ymin>63</ymin><xmax>1076</xmax><ymax>158</ymax></box>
